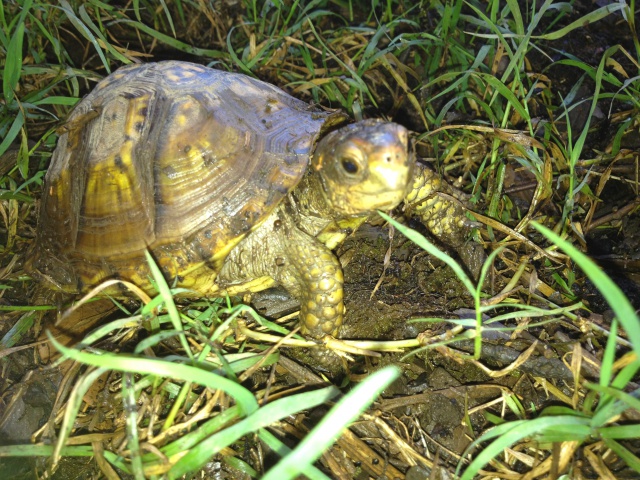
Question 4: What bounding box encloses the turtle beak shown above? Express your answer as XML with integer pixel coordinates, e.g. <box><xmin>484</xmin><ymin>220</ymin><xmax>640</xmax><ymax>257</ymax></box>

<box><xmin>367</xmin><ymin>143</ymin><xmax>413</xmax><ymax>203</ymax></box>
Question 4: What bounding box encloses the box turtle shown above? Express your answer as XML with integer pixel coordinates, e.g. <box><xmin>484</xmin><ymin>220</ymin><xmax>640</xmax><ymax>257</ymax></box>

<box><xmin>28</xmin><ymin>61</ymin><xmax>482</xmax><ymax>338</ymax></box>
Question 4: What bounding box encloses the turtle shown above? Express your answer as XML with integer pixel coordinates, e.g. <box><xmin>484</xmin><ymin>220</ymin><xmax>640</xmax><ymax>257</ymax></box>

<box><xmin>27</xmin><ymin>61</ymin><xmax>483</xmax><ymax>339</ymax></box>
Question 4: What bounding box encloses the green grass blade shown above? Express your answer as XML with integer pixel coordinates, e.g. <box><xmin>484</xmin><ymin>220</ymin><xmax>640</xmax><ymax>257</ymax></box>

<box><xmin>3</xmin><ymin>21</ymin><xmax>25</xmax><ymax>105</ymax></box>
<box><xmin>600</xmin><ymin>319</ymin><xmax>618</xmax><ymax>392</ymax></box>
<box><xmin>610</xmin><ymin>359</ymin><xmax>640</xmax><ymax>391</ymax></box>
<box><xmin>144</xmin><ymin>250</ymin><xmax>194</xmax><ymax>360</ymax></box>
<box><xmin>598</xmin><ymin>425</ymin><xmax>640</xmax><ymax>440</ymax></box>
<box><xmin>0</xmin><ymin>445</ymin><xmax>95</xmax><ymax>457</ymax></box>
<box><xmin>152</xmin><ymin>405</ymin><xmax>241</xmax><ymax>461</ymax></box>
<box><xmin>158</xmin><ymin>0</ymin><xmax>176</xmax><ymax>37</ymax></box>
<box><xmin>58</xmin><ymin>0</ymin><xmax>111</xmax><ymax>73</ymax></box>
<box><xmin>169</xmin><ymin>386</ymin><xmax>341</xmax><ymax>479</ymax></box>
<box><xmin>459</xmin><ymin>416</ymin><xmax>590</xmax><ymax>480</ymax></box>
<box><xmin>259</xmin><ymin>430</ymin><xmax>330</xmax><ymax>480</ymax></box>
<box><xmin>52</xmin><ymin>368</ymin><xmax>108</xmax><ymax>464</ymax></box>
<box><xmin>120</xmin><ymin>19</ymin><xmax>225</xmax><ymax>58</ymax></box>
<box><xmin>532</xmin><ymin>222</ymin><xmax>640</xmax><ymax>353</ymax></box>
<box><xmin>262</xmin><ymin>366</ymin><xmax>400</xmax><ymax>480</ymax></box>
<box><xmin>122</xmin><ymin>372</ymin><xmax>144</xmax><ymax>478</ymax></box>
<box><xmin>504</xmin><ymin>0</ymin><xmax>524</xmax><ymax>35</ymax></box>
<box><xmin>589</xmin><ymin>384</ymin><xmax>640</xmax><ymax>427</ymax></box>
<box><xmin>379</xmin><ymin>212</ymin><xmax>476</xmax><ymax>294</ymax></box>
<box><xmin>603</xmin><ymin>438</ymin><xmax>640</xmax><ymax>473</ymax></box>
<box><xmin>0</xmin><ymin>309</ymin><xmax>36</xmax><ymax>350</ymax></box>
<box><xmin>534</xmin><ymin>4</ymin><xmax>625</xmax><ymax>40</ymax></box>
<box><xmin>478</xmin><ymin>73</ymin><xmax>529</xmax><ymax>122</ymax></box>
<box><xmin>0</xmin><ymin>102</ymin><xmax>24</xmax><ymax>155</ymax></box>
<box><xmin>47</xmin><ymin>333</ymin><xmax>260</xmax><ymax>416</ymax></box>
<box><xmin>78</xmin><ymin>5</ymin><xmax>130</xmax><ymax>64</ymax></box>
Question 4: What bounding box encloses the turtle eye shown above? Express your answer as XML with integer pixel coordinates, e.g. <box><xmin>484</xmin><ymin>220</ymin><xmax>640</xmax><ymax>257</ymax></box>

<box><xmin>340</xmin><ymin>157</ymin><xmax>360</xmax><ymax>175</ymax></box>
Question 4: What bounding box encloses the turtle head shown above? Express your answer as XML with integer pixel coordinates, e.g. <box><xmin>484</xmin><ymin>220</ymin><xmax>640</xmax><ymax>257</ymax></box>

<box><xmin>312</xmin><ymin>120</ymin><xmax>413</xmax><ymax>216</ymax></box>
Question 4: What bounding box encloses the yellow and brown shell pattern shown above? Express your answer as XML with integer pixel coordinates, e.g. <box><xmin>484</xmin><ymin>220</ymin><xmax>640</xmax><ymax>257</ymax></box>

<box><xmin>30</xmin><ymin>61</ymin><xmax>341</xmax><ymax>295</ymax></box>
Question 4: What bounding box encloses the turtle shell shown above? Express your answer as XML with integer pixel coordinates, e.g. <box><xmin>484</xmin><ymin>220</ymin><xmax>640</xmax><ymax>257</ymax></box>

<box><xmin>30</xmin><ymin>61</ymin><xmax>346</xmax><ymax>294</ymax></box>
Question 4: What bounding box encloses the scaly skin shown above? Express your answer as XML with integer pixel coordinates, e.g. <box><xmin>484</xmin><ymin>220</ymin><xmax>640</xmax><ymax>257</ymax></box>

<box><xmin>404</xmin><ymin>163</ymin><xmax>485</xmax><ymax>278</ymax></box>
<box><xmin>281</xmin><ymin>226</ymin><xmax>344</xmax><ymax>337</ymax></box>
<box><xmin>216</xmin><ymin>208</ymin><xmax>346</xmax><ymax>338</ymax></box>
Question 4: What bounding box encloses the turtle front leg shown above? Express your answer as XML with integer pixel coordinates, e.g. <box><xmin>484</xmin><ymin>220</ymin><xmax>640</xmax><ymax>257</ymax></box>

<box><xmin>404</xmin><ymin>163</ymin><xmax>485</xmax><ymax>278</ymax></box>
<box><xmin>278</xmin><ymin>225</ymin><xmax>344</xmax><ymax>338</ymax></box>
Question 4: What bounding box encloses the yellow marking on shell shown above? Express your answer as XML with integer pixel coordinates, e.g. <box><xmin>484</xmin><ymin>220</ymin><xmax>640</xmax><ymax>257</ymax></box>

<box><xmin>156</xmin><ymin>208</ymin><xmax>276</xmax><ymax>296</ymax></box>
<box><xmin>95</xmin><ymin>72</ymin><xmax>126</xmax><ymax>90</ymax></box>
<box><xmin>166</xmin><ymin>68</ymin><xmax>198</xmax><ymax>82</ymax></box>
<box><xmin>164</xmin><ymin>64</ymin><xmax>207</xmax><ymax>82</ymax></box>
<box><xmin>84</xmin><ymin>147</ymin><xmax>137</xmax><ymax>217</ymax></box>
<box><xmin>175</xmin><ymin>114</ymin><xmax>188</xmax><ymax>128</ymax></box>
<box><xmin>173</xmin><ymin>243</ymin><xmax>237</xmax><ymax>280</ymax></box>
<box><xmin>173</xmin><ymin>98</ymin><xmax>205</xmax><ymax>130</ymax></box>
<box><xmin>49</xmin><ymin>169</ymin><xmax>69</xmax><ymax>205</ymax></box>
<box><xmin>199</xmin><ymin>140</ymin><xmax>211</xmax><ymax>153</ymax></box>
<box><xmin>188</xmin><ymin>142</ymin><xmax>212</xmax><ymax>173</ymax></box>
<box><xmin>150</xmin><ymin>232</ymin><xmax>255</xmax><ymax>296</ymax></box>
<box><xmin>167</xmin><ymin>139</ymin><xmax>212</xmax><ymax>175</ymax></box>
<box><xmin>124</xmin><ymin>95</ymin><xmax>150</xmax><ymax>140</ymax></box>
